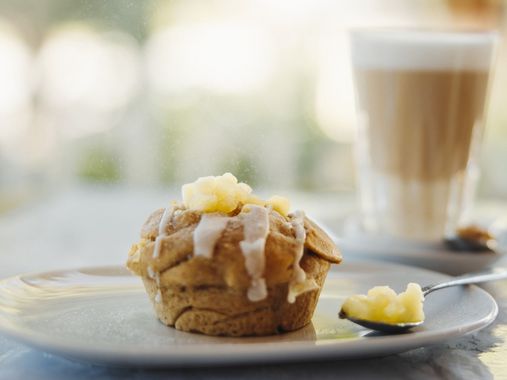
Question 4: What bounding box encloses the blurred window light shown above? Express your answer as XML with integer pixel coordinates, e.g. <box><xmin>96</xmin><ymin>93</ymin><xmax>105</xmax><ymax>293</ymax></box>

<box><xmin>314</xmin><ymin>31</ymin><xmax>356</xmax><ymax>143</ymax></box>
<box><xmin>252</xmin><ymin>0</ymin><xmax>334</xmax><ymax>25</ymax></box>
<box><xmin>0</xmin><ymin>20</ymin><xmax>32</xmax><ymax>150</ymax></box>
<box><xmin>146</xmin><ymin>23</ymin><xmax>274</xmax><ymax>94</ymax></box>
<box><xmin>0</xmin><ymin>22</ymin><xmax>32</xmax><ymax>115</ymax></box>
<box><xmin>38</xmin><ymin>25</ymin><xmax>140</xmax><ymax>112</ymax></box>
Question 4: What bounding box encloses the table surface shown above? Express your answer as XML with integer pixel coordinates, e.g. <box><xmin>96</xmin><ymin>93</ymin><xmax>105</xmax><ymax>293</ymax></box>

<box><xmin>1</xmin><ymin>186</ymin><xmax>506</xmax><ymax>380</ymax></box>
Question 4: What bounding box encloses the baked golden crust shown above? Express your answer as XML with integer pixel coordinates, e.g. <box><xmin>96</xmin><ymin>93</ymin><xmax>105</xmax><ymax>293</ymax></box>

<box><xmin>142</xmin><ymin>253</ymin><xmax>329</xmax><ymax>336</ymax></box>
<box><xmin>127</xmin><ymin>206</ymin><xmax>341</xmax><ymax>336</ymax></box>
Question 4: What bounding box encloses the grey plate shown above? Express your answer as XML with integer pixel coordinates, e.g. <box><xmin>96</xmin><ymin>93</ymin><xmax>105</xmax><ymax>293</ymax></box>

<box><xmin>0</xmin><ymin>261</ymin><xmax>498</xmax><ymax>367</ymax></box>
<box><xmin>334</xmin><ymin>216</ymin><xmax>506</xmax><ymax>275</ymax></box>
<box><xmin>338</xmin><ymin>237</ymin><xmax>503</xmax><ymax>276</ymax></box>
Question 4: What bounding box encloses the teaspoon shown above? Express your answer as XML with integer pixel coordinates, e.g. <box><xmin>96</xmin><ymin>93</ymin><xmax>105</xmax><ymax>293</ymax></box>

<box><xmin>339</xmin><ymin>267</ymin><xmax>507</xmax><ymax>334</ymax></box>
<box><xmin>444</xmin><ymin>226</ymin><xmax>498</xmax><ymax>253</ymax></box>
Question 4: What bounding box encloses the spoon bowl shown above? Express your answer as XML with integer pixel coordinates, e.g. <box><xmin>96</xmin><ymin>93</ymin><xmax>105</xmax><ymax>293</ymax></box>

<box><xmin>444</xmin><ymin>226</ymin><xmax>498</xmax><ymax>253</ymax></box>
<box><xmin>338</xmin><ymin>267</ymin><xmax>507</xmax><ymax>334</ymax></box>
<box><xmin>338</xmin><ymin>310</ymin><xmax>423</xmax><ymax>334</ymax></box>
<box><xmin>444</xmin><ymin>236</ymin><xmax>497</xmax><ymax>253</ymax></box>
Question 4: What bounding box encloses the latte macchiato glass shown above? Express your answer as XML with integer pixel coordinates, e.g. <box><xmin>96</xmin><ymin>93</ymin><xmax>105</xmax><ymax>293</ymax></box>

<box><xmin>350</xmin><ymin>30</ymin><xmax>497</xmax><ymax>241</ymax></box>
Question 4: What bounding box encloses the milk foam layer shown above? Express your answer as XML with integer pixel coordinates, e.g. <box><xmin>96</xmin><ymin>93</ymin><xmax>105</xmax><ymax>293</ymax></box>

<box><xmin>351</xmin><ymin>30</ymin><xmax>497</xmax><ymax>70</ymax></box>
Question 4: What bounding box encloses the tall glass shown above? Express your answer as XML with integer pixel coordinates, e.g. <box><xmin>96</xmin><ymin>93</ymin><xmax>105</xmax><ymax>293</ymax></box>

<box><xmin>350</xmin><ymin>29</ymin><xmax>497</xmax><ymax>241</ymax></box>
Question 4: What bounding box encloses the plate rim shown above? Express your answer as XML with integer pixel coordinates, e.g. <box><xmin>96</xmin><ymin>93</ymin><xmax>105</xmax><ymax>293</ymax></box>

<box><xmin>0</xmin><ymin>262</ymin><xmax>499</xmax><ymax>367</ymax></box>
<box><xmin>333</xmin><ymin>214</ymin><xmax>506</xmax><ymax>258</ymax></box>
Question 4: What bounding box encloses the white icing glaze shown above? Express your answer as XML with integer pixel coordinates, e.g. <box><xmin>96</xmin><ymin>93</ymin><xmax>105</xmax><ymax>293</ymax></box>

<box><xmin>287</xmin><ymin>210</ymin><xmax>307</xmax><ymax>303</ymax></box>
<box><xmin>153</xmin><ymin>206</ymin><xmax>174</xmax><ymax>259</ymax></box>
<box><xmin>240</xmin><ymin>205</ymin><xmax>269</xmax><ymax>302</ymax></box>
<box><xmin>240</xmin><ymin>239</ymin><xmax>268</xmax><ymax>301</ymax></box>
<box><xmin>247</xmin><ymin>278</ymin><xmax>267</xmax><ymax>302</ymax></box>
<box><xmin>147</xmin><ymin>266</ymin><xmax>155</xmax><ymax>279</ymax></box>
<box><xmin>155</xmin><ymin>289</ymin><xmax>162</xmax><ymax>304</ymax></box>
<box><xmin>193</xmin><ymin>214</ymin><xmax>229</xmax><ymax>258</ymax></box>
<box><xmin>287</xmin><ymin>278</ymin><xmax>319</xmax><ymax>304</ymax></box>
<box><xmin>150</xmin><ymin>205</ymin><xmax>177</xmax><ymax>306</ymax></box>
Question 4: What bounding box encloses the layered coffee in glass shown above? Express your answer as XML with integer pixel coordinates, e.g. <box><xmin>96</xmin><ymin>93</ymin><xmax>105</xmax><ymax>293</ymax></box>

<box><xmin>350</xmin><ymin>30</ymin><xmax>497</xmax><ymax>240</ymax></box>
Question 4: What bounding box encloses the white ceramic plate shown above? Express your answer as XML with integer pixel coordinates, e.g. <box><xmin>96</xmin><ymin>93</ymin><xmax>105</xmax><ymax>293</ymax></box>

<box><xmin>332</xmin><ymin>216</ymin><xmax>506</xmax><ymax>275</ymax></box>
<box><xmin>0</xmin><ymin>261</ymin><xmax>498</xmax><ymax>367</ymax></box>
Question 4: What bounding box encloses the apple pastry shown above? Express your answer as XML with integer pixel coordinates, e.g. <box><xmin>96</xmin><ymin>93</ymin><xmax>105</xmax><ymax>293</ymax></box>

<box><xmin>127</xmin><ymin>173</ymin><xmax>341</xmax><ymax>336</ymax></box>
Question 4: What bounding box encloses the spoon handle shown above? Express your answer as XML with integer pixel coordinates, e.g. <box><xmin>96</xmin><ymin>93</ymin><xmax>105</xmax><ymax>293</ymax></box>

<box><xmin>422</xmin><ymin>267</ymin><xmax>507</xmax><ymax>296</ymax></box>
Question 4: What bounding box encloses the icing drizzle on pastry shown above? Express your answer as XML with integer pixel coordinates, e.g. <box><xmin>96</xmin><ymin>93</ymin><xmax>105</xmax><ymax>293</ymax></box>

<box><xmin>193</xmin><ymin>214</ymin><xmax>229</xmax><ymax>258</ymax></box>
<box><xmin>153</xmin><ymin>206</ymin><xmax>174</xmax><ymax>259</ymax></box>
<box><xmin>147</xmin><ymin>266</ymin><xmax>155</xmax><ymax>279</ymax></box>
<box><xmin>287</xmin><ymin>210</ymin><xmax>317</xmax><ymax>303</ymax></box>
<box><xmin>239</xmin><ymin>205</ymin><xmax>270</xmax><ymax>302</ymax></box>
<box><xmin>185</xmin><ymin>204</ymin><xmax>314</xmax><ymax>304</ymax></box>
<box><xmin>155</xmin><ymin>289</ymin><xmax>162</xmax><ymax>304</ymax></box>
<box><xmin>151</xmin><ymin>205</ymin><xmax>176</xmax><ymax>304</ymax></box>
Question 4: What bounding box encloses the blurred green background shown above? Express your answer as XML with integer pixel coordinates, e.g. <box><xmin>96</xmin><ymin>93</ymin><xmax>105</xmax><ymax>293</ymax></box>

<box><xmin>0</xmin><ymin>0</ymin><xmax>506</xmax><ymax>214</ymax></box>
